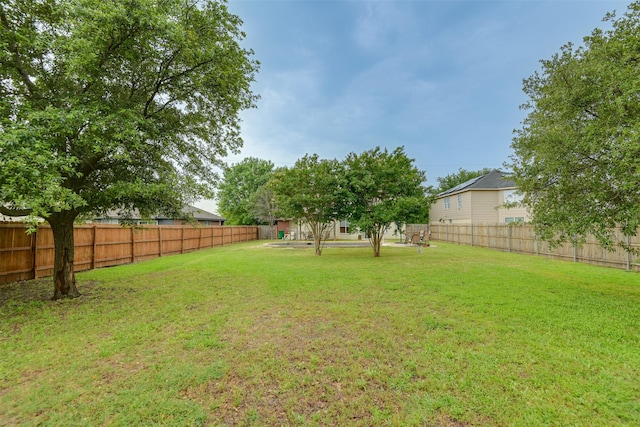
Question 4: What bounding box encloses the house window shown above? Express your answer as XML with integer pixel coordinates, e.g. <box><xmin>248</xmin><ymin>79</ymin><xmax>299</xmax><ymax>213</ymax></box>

<box><xmin>340</xmin><ymin>220</ymin><xmax>349</xmax><ymax>233</ymax></box>
<box><xmin>504</xmin><ymin>189</ymin><xmax>523</xmax><ymax>204</ymax></box>
<box><xmin>457</xmin><ymin>194</ymin><xmax>462</xmax><ymax>208</ymax></box>
<box><xmin>444</xmin><ymin>197</ymin><xmax>450</xmax><ymax>209</ymax></box>
<box><xmin>505</xmin><ymin>217</ymin><xmax>524</xmax><ymax>224</ymax></box>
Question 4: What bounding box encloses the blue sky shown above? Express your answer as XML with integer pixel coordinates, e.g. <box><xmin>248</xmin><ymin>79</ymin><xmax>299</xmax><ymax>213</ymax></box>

<box><xmin>197</xmin><ymin>0</ymin><xmax>628</xmax><ymax>213</ymax></box>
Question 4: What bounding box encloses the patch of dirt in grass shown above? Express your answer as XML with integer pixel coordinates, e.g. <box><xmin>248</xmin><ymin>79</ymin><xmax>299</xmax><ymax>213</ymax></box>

<box><xmin>436</xmin><ymin>413</ymin><xmax>472</xmax><ymax>426</ymax></box>
<box><xmin>0</xmin><ymin>278</ymin><xmax>52</xmax><ymax>307</ymax></box>
<box><xmin>0</xmin><ymin>279</ymin><xmax>103</xmax><ymax>308</ymax></box>
<box><xmin>195</xmin><ymin>311</ymin><xmax>415</xmax><ymax>426</ymax></box>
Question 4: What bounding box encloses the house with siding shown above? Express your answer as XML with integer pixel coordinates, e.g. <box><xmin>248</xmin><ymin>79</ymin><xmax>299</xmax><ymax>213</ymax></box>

<box><xmin>429</xmin><ymin>170</ymin><xmax>530</xmax><ymax>225</ymax></box>
<box><xmin>277</xmin><ymin>219</ymin><xmax>403</xmax><ymax>242</ymax></box>
<box><xmin>93</xmin><ymin>205</ymin><xmax>225</xmax><ymax>226</ymax></box>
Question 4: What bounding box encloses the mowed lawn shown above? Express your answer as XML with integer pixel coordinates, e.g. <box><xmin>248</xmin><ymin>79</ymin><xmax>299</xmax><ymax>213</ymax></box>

<box><xmin>1</xmin><ymin>241</ymin><xmax>639</xmax><ymax>426</ymax></box>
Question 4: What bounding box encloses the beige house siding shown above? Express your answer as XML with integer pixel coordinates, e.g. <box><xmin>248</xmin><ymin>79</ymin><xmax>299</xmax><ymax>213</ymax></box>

<box><xmin>294</xmin><ymin>220</ymin><xmax>402</xmax><ymax>241</ymax></box>
<box><xmin>430</xmin><ymin>193</ymin><xmax>472</xmax><ymax>224</ymax></box>
<box><xmin>430</xmin><ymin>171</ymin><xmax>531</xmax><ymax>225</ymax></box>
<box><xmin>431</xmin><ymin>189</ymin><xmax>530</xmax><ymax>225</ymax></box>
<box><xmin>470</xmin><ymin>190</ymin><xmax>500</xmax><ymax>223</ymax></box>
<box><xmin>431</xmin><ymin>190</ymin><xmax>499</xmax><ymax>224</ymax></box>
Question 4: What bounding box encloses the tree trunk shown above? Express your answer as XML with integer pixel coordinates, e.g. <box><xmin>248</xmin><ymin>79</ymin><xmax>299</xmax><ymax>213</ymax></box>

<box><xmin>49</xmin><ymin>212</ymin><xmax>80</xmax><ymax>300</ymax></box>
<box><xmin>312</xmin><ymin>221</ymin><xmax>323</xmax><ymax>256</ymax></box>
<box><xmin>370</xmin><ymin>229</ymin><xmax>382</xmax><ymax>257</ymax></box>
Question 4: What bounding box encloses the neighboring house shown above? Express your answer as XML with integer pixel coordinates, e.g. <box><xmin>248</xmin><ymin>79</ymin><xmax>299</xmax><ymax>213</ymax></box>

<box><xmin>93</xmin><ymin>205</ymin><xmax>226</xmax><ymax>226</ymax></box>
<box><xmin>277</xmin><ymin>219</ymin><xmax>403</xmax><ymax>242</ymax></box>
<box><xmin>0</xmin><ymin>214</ymin><xmax>30</xmax><ymax>222</ymax></box>
<box><xmin>430</xmin><ymin>170</ymin><xmax>530</xmax><ymax>225</ymax></box>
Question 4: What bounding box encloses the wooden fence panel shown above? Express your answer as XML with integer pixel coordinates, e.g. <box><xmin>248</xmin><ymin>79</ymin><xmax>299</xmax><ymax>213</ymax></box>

<box><xmin>426</xmin><ymin>223</ymin><xmax>640</xmax><ymax>271</ymax></box>
<box><xmin>134</xmin><ymin>227</ymin><xmax>161</xmax><ymax>263</ymax></box>
<box><xmin>161</xmin><ymin>227</ymin><xmax>185</xmax><ymax>256</ymax></box>
<box><xmin>73</xmin><ymin>226</ymin><xmax>95</xmax><ymax>273</ymax></box>
<box><xmin>35</xmin><ymin>227</ymin><xmax>55</xmax><ymax>279</ymax></box>
<box><xmin>96</xmin><ymin>225</ymin><xmax>133</xmax><ymax>268</ymax></box>
<box><xmin>212</xmin><ymin>227</ymin><xmax>223</xmax><ymax>247</ymax></box>
<box><xmin>0</xmin><ymin>224</ymin><xmax>34</xmax><ymax>282</ymax></box>
<box><xmin>0</xmin><ymin>223</ymin><xmax>259</xmax><ymax>284</ymax></box>
<box><xmin>222</xmin><ymin>227</ymin><xmax>232</xmax><ymax>245</ymax></box>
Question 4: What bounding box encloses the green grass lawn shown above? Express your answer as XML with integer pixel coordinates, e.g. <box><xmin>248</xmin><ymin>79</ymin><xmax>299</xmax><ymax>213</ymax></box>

<box><xmin>1</xmin><ymin>241</ymin><xmax>639</xmax><ymax>426</ymax></box>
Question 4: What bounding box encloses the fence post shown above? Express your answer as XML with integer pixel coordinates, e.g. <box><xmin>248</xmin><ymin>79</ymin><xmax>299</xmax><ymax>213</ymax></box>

<box><xmin>31</xmin><ymin>229</ymin><xmax>38</xmax><ymax>280</ymax></box>
<box><xmin>486</xmin><ymin>225</ymin><xmax>490</xmax><ymax>249</ymax></box>
<box><xmin>627</xmin><ymin>234</ymin><xmax>631</xmax><ymax>271</ymax></box>
<box><xmin>507</xmin><ymin>225</ymin><xmax>511</xmax><ymax>253</ymax></box>
<box><xmin>181</xmin><ymin>226</ymin><xmax>185</xmax><ymax>254</ymax></box>
<box><xmin>91</xmin><ymin>225</ymin><xmax>97</xmax><ymax>270</ymax></box>
<box><xmin>470</xmin><ymin>223</ymin><xmax>474</xmax><ymax>247</ymax></box>
<box><xmin>159</xmin><ymin>227</ymin><xmax>163</xmax><ymax>257</ymax></box>
<box><xmin>131</xmin><ymin>227</ymin><xmax>136</xmax><ymax>263</ymax></box>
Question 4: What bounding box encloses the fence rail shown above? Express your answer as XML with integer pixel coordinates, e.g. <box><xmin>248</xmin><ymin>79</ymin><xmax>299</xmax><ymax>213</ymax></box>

<box><xmin>423</xmin><ymin>223</ymin><xmax>639</xmax><ymax>271</ymax></box>
<box><xmin>0</xmin><ymin>223</ymin><xmax>258</xmax><ymax>284</ymax></box>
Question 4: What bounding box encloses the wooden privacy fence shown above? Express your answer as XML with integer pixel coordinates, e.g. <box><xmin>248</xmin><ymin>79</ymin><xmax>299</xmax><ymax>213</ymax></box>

<box><xmin>426</xmin><ymin>223</ymin><xmax>640</xmax><ymax>271</ymax></box>
<box><xmin>0</xmin><ymin>223</ymin><xmax>258</xmax><ymax>284</ymax></box>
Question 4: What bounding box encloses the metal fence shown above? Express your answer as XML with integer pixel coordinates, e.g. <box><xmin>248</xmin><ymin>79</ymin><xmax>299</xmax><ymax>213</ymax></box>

<box><xmin>0</xmin><ymin>223</ymin><xmax>258</xmax><ymax>284</ymax></box>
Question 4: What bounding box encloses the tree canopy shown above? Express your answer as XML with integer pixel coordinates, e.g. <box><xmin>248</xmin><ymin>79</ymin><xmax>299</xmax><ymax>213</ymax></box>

<box><xmin>0</xmin><ymin>0</ymin><xmax>258</xmax><ymax>298</ymax></box>
<box><xmin>251</xmin><ymin>185</ymin><xmax>278</xmax><ymax>238</ymax></box>
<box><xmin>508</xmin><ymin>2</ymin><xmax>640</xmax><ymax>251</ymax></box>
<box><xmin>217</xmin><ymin>157</ymin><xmax>274</xmax><ymax>225</ymax></box>
<box><xmin>270</xmin><ymin>154</ymin><xmax>347</xmax><ymax>256</ymax></box>
<box><xmin>344</xmin><ymin>147</ymin><xmax>427</xmax><ymax>257</ymax></box>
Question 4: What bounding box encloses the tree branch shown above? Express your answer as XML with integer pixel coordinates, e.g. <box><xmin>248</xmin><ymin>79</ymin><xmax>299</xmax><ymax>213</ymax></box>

<box><xmin>0</xmin><ymin>205</ymin><xmax>33</xmax><ymax>217</ymax></box>
<box><xmin>0</xmin><ymin>7</ymin><xmax>38</xmax><ymax>96</ymax></box>
<box><xmin>143</xmin><ymin>57</ymin><xmax>216</xmax><ymax>118</ymax></box>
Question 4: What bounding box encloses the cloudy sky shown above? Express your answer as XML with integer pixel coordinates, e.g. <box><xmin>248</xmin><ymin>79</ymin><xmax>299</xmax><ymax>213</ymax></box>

<box><xmin>197</xmin><ymin>0</ymin><xmax>628</xmax><ymax>213</ymax></box>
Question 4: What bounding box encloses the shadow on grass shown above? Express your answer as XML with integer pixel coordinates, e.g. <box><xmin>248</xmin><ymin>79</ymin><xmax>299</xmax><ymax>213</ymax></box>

<box><xmin>0</xmin><ymin>278</ymin><xmax>104</xmax><ymax>307</ymax></box>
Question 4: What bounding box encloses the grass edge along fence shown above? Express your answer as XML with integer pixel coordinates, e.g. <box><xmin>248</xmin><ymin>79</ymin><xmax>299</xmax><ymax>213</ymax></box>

<box><xmin>0</xmin><ymin>223</ymin><xmax>259</xmax><ymax>284</ymax></box>
<box><xmin>422</xmin><ymin>223</ymin><xmax>640</xmax><ymax>271</ymax></box>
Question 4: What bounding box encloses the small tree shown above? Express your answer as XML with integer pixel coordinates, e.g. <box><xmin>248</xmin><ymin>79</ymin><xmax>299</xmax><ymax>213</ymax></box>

<box><xmin>217</xmin><ymin>157</ymin><xmax>275</xmax><ymax>225</ymax></box>
<box><xmin>344</xmin><ymin>147</ymin><xmax>427</xmax><ymax>257</ymax></box>
<box><xmin>270</xmin><ymin>155</ymin><xmax>347</xmax><ymax>255</ymax></box>
<box><xmin>251</xmin><ymin>185</ymin><xmax>278</xmax><ymax>238</ymax></box>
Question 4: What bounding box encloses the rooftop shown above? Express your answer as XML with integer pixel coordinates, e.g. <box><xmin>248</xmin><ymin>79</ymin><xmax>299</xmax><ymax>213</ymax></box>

<box><xmin>437</xmin><ymin>170</ymin><xmax>516</xmax><ymax>197</ymax></box>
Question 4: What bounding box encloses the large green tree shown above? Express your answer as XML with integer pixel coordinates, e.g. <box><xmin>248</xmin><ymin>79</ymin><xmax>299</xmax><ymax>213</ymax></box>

<box><xmin>217</xmin><ymin>157</ymin><xmax>274</xmax><ymax>225</ymax></box>
<box><xmin>270</xmin><ymin>154</ymin><xmax>347</xmax><ymax>256</ymax></box>
<box><xmin>508</xmin><ymin>2</ymin><xmax>640</xmax><ymax>252</ymax></box>
<box><xmin>344</xmin><ymin>147</ymin><xmax>427</xmax><ymax>257</ymax></box>
<box><xmin>0</xmin><ymin>0</ymin><xmax>258</xmax><ymax>299</ymax></box>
